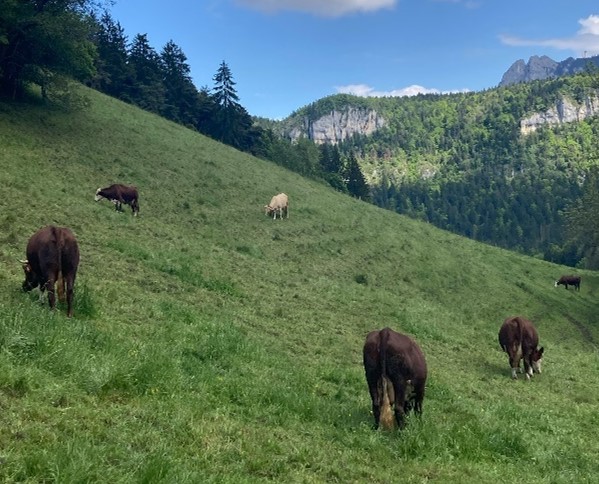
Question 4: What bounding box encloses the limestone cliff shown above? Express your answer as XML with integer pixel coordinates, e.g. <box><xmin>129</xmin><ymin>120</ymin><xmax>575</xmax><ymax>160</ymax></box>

<box><xmin>520</xmin><ymin>93</ymin><xmax>599</xmax><ymax>134</ymax></box>
<box><xmin>286</xmin><ymin>107</ymin><xmax>385</xmax><ymax>144</ymax></box>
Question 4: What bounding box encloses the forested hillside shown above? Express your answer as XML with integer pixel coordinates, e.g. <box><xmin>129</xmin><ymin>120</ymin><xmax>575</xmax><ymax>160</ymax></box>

<box><xmin>279</xmin><ymin>73</ymin><xmax>599</xmax><ymax>267</ymax></box>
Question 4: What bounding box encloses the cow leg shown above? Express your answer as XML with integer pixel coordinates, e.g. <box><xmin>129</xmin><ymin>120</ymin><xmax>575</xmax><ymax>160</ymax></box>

<box><xmin>65</xmin><ymin>275</ymin><xmax>75</xmax><ymax>318</ymax></box>
<box><xmin>412</xmin><ymin>382</ymin><xmax>425</xmax><ymax>415</ymax></box>
<box><xmin>523</xmin><ymin>353</ymin><xmax>534</xmax><ymax>380</ymax></box>
<box><xmin>370</xmin><ymin>385</ymin><xmax>382</xmax><ymax>428</ymax></box>
<box><xmin>389</xmin><ymin>377</ymin><xmax>407</xmax><ymax>428</ymax></box>
<box><xmin>56</xmin><ymin>273</ymin><xmax>66</xmax><ymax>303</ymax></box>
<box><xmin>509</xmin><ymin>354</ymin><xmax>520</xmax><ymax>379</ymax></box>
<box><xmin>365</xmin><ymin>371</ymin><xmax>382</xmax><ymax>428</ymax></box>
<box><xmin>510</xmin><ymin>357</ymin><xmax>520</xmax><ymax>380</ymax></box>
<box><xmin>45</xmin><ymin>279</ymin><xmax>56</xmax><ymax>310</ymax></box>
<box><xmin>509</xmin><ymin>344</ymin><xmax>522</xmax><ymax>379</ymax></box>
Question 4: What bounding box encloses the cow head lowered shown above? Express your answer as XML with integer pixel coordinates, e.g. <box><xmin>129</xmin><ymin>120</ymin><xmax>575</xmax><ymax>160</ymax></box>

<box><xmin>20</xmin><ymin>259</ymin><xmax>40</xmax><ymax>292</ymax></box>
<box><xmin>499</xmin><ymin>316</ymin><xmax>544</xmax><ymax>379</ymax></box>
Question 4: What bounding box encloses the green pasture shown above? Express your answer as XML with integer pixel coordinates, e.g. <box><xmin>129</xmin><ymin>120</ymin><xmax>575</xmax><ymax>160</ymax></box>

<box><xmin>0</xmin><ymin>87</ymin><xmax>598</xmax><ymax>482</ymax></box>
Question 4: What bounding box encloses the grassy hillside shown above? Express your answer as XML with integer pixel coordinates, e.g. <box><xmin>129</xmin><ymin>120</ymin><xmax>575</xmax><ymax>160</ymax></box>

<box><xmin>0</xmin><ymin>86</ymin><xmax>598</xmax><ymax>483</ymax></box>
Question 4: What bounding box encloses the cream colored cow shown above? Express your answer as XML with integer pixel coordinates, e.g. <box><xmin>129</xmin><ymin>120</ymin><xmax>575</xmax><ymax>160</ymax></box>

<box><xmin>264</xmin><ymin>193</ymin><xmax>289</xmax><ymax>220</ymax></box>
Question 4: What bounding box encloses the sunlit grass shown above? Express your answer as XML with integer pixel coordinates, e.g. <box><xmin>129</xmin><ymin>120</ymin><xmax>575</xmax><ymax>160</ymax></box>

<box><xmin>0</xmin><ymin>85</ymin><xmax>598</xmax><ymax>482</ymax></box>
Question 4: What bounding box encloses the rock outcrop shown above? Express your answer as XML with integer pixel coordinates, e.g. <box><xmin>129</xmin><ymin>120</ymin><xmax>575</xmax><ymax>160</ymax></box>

<box><xmin>520</xmin><ymin>94</ymin><xmax>599</xmax><ymax>134</ymax></box>
<box><xmin>287</xmin><ymin>108</ymin><xmax>385</xmax><ymax>144</ymax></box>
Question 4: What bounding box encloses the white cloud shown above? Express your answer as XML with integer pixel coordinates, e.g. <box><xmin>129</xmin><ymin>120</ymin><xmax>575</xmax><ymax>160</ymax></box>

<box><xmin>236</xmin><ymin>0</ymin><xmax>396</xmax><ymax>17</ymax></box>
<box><xmin>335</xmin><ymin>83</ymin><xmax>469</xmax><ymax>97</ymax></box>
<box><xmin>500</xmin><ymin>14</ymin><xmax>599</xmax><ymax>57</ymax></box>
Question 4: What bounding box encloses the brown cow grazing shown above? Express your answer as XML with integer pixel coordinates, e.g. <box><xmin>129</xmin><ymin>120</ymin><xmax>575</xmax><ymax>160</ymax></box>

<box><xmin>363</xmin><ymin>327</ymin><xmax>427</xmax><ymax>430</ymax></box>
<box><xmin>20</xmin><ymin>225</ymin><xmax>80</xmax><ymax>318</ymax></box>
<box><xmin>264</xmin><ymin>193</ymin><xmax>289</xmax><ymax>220</ymax></box>
<box><xmin>498</xmin><ymin>316</ymin><xmax>544</xmax><ymax>380</ymax></box>
<box><xmin>555</xmin><ymin>275</ymin><xmax>581</xmax><ymax>291</ymax></box>
<box><xmin>95</xmin><ymin>183</ymin><xmax>139</xmax><ymax>216</ymax></box>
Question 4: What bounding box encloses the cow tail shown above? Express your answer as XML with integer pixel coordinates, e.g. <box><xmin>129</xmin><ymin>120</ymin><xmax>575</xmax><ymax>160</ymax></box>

<box><xmin>54</xmin><ymin>227</ymin><xmax>66</xmax><ymax>303</ymax></box>
<box><xmin>379</xmin><ymin>328</ymin><xmax>390</xmax><ymax>403</ymax></box>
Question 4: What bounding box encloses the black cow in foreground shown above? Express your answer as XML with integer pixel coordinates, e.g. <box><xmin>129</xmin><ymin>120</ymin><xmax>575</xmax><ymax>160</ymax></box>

<box><xmin>498</xmin><ymin>316</ymin><xmax>544</xmax><ymax>380</ymax></box>
<box><xmin>95</xmin><ymin>183</ymin><xmax>139</xmax><ymax>216</ymax></box>
<box><xmin>20</xmin><ymin>225</ymin><xmax>80</xmax><ymax>318</ymax></box>
<box><xmin>363</xmin><ymin>327</ymin><xmax>427</xmax><ymax>430</ymax></box>
<box><xmin>555</xmin><ymin>275</ymin><xmax>581</xmax><ymax>291</ymax></box>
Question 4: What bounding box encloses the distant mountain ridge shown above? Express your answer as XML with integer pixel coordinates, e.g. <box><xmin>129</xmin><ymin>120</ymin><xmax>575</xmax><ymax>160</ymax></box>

<box><xmin>500</xmin><ymin>54</ymin><xmax>599</xmax><ymax>86</ymax></box>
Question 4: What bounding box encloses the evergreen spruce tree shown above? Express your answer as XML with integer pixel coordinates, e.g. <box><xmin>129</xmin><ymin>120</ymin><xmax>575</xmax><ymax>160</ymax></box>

<box><xmin>92</xmin><ymin>12</ymin><xmax>131</xmax><ymax>100</ymax></box>
<box><xmin>212</xmin><ymin>61</ymin><xmax>241</xmax><ymax>110</ymax></box>
<box><xmin>210</xmin><ymin>60</ymin><xmax>257</xmax><ymax>151</ymax></box>
<box><xmin>566</xmin><ymin>167</ymin><xmax>599</xmax><ymax>268</ymax></box>
<box><xmin>345</xmin><ymin>153</ymin><xmax>371</xmax><ymax>201</ymax></box>
<box><xmin>160</xmin><ymin>40</ymin><xmax>199</xmax><ymax>126</ymax></box>
<box><xmin>127</xmin><ymin>33</ymin><xmax>165</xmax><ymax>114</ymax></box>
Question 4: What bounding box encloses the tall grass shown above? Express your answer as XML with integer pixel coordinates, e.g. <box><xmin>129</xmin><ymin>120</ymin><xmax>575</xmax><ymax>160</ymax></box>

<box><xmin>0</xmin><ymin>85</ymin><xmax>598</xmax><ymax>482</ymax></box>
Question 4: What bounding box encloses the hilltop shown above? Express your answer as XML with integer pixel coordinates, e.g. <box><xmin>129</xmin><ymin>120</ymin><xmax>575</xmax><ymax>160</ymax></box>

<box><xmin>0</xmin><ymin>85</ymin><xmax>598</xmax><ymax>482</ymax></box>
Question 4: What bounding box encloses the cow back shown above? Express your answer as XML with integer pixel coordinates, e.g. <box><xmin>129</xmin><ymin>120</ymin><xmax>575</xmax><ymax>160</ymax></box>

<box><xmin>26</xmin><ymin>226</ymin><xmax>79</xmax><ymax>275</ymax></box>
<box><xmin>381</xmin><ymin>327</ymin><xmax>428</xmax><ymax>381</ymax></box>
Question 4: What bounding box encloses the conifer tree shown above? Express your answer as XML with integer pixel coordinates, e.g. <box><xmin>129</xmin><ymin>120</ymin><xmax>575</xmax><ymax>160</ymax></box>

<box><xmin>127</xmin><ymin>33</ymin><xmax>165</xmax><ymax>114</ymax></box>
<box><xmin>212</xmin><ymin>61</ymin><xmax>241</xmax><ymax>110</ymax></box>
<box><xmin>160</xmin><ymin>40</ymin><xmax>199</xmax><ymax>126</ymax></box>
<box><xmin>345</xmin><ymin>153</ymin><xmax>371</xmax><ymax>201</ymax></box>
<box><xmin>0</xmin><ymin>0</ymin><xmax>100</xmax><ymax>99</ymax></box>
<box><xmin>566</xmin><ymin>167</ymin><xmax>599</xmax><ymax>268</ymax></box>
<box><xmin>92</xmin><ymin>12</ymin><xmax>130</xmax><ymax>99</ymax></box>
<box><xmin>210</xmin><ymin>60</ymin><xmax>257</xmax><ymax>151</ymax></box>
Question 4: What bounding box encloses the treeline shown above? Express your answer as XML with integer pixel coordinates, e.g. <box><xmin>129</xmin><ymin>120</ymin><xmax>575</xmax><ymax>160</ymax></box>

<box><xmin>0</xmin><ymin>1</ymin><xmax>370</xmax><ymax>199</ymax></box>
<box><xmin>3</xmin><ymin>1</ymin><xmax>599</xmax><ymax>267</ymax></box>
<box><xmin>305</xmin><ymin>74</ymin><xmax>599</xmax><ymax>267</ymax></box>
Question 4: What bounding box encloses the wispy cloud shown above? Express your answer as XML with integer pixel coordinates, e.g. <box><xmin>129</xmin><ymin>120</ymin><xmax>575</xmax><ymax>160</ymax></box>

<box><xmin>335</xmin><ymin>83</ymin><xmax>469</xmax><ymax>97</ymax></box>
<box><xmin>236</xmin><ymin>0</ymin><xmax>396</xmax><ymax>17</ymax></box>
<box><xmin>431</xmin><ymin>0</ymin><xmax>481</xmax><ymax>8</ymax></box>
<box><xmin>500</xmin><ymin>14</ymin><xmax>599</xmax><ymax>57</ymax></box>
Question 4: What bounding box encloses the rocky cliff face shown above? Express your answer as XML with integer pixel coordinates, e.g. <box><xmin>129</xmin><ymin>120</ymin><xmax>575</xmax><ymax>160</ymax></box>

<box><xmin>500</xmin><ymin>55</ymin><xmax>559</xmax><ymax>86</ymax></box>
<box><xmin>287</xmin><ymin>108</ymin><xmax>386</xmax><ymax>144</ymax></box>
<box><xmin>500</xmin><ymin>54</ymin><xmax>599</xmax><ymax>87</ymax></box>
<box><xmin>520</xmin><ymin>93</ymin><xmax>599</xmax><ymax>134</ymax></box>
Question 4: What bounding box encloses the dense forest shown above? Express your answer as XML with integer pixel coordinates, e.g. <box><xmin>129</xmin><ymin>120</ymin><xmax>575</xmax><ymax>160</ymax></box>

<box><xmin>1</xmin><ymin>0</ymin><xmax>598</xmax><ymax>267</ymax></box>
<box><xmin>280</xmin><ymin>76</ymin><xmax>599</xmax><ymax>268</ymax></box>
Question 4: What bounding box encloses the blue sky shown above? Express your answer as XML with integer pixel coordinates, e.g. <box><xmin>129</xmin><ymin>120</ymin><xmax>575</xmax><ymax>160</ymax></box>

<box><xmin>109</xmin><ymin>0</ymin><xmax>599</xmax><ymax>120</ymax></box>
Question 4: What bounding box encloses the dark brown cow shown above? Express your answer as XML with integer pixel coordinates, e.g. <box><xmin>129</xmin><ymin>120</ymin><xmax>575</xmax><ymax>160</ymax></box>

<box><xmin>554</xmin><ymin>275</ymin><xmax>581</xmax><ymax>291</ymax></box>
<box><xmin>20</xmin><ymin>225</ymin><xmax>80</xmax><ymax>317</ymax></box>
<box><xmin>95</xmin><ymin>183</ymin><xmax>139</xmax><ymax>216</ymax></box>
<box><xmin>498</xmin><ymin>316</ymin><xmax>544</xmax><ymax>380</ymax></box>
<box><xmin>363</xmin><ymin>327</ymin><xmax>427</xmax><ymax>430</ymax></box>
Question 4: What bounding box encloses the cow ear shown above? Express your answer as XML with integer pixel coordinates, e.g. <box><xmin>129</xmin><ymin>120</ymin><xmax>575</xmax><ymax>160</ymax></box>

<box><xmin>538</xmin><ymin>347</ymin><xmax>544</xmax><ymax>356</ymax></box>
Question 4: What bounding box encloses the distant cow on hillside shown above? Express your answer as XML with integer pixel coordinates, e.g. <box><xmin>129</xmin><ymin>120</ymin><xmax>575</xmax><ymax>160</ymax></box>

<box><xmin>20</xmin><ymin>225</ymin><xmax>80</xmax><ymax>317</ymax></box>
<box><xmin>554</xmin><ymin>275</ymin><xmax>581</xmax><ymax>291</ymax></box>
<box><xmin>264</xmin><ymin>193</ymin><xmax>289</xmax><ymax>220</ymax></box>
<box><xmin>363</xmin><ymin>327</ymin><xmax>427</xmax><ymax>430</ymax></box>
<box><xmin>498</xmin><ymin>316</ymin><xmax>544</xmax><ymax>380</ymax></box>
<box><xmin>95</xmin><ymin>183</ymin><xmax>139</xmax><ymax>216</ymax></box>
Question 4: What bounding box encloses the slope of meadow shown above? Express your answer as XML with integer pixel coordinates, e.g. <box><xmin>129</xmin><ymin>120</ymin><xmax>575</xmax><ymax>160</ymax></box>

<box><xmin>0</xmin><ymin>87</ymin><xmax>598</xmax><ymax>483</ymax></box>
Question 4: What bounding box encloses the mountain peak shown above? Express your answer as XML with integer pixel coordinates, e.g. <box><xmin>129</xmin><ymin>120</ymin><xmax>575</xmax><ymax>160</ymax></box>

<box><xmin>499</xmin><ymin>54</ymin><xmax>599</xmax><ymax>87</ymax></box>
